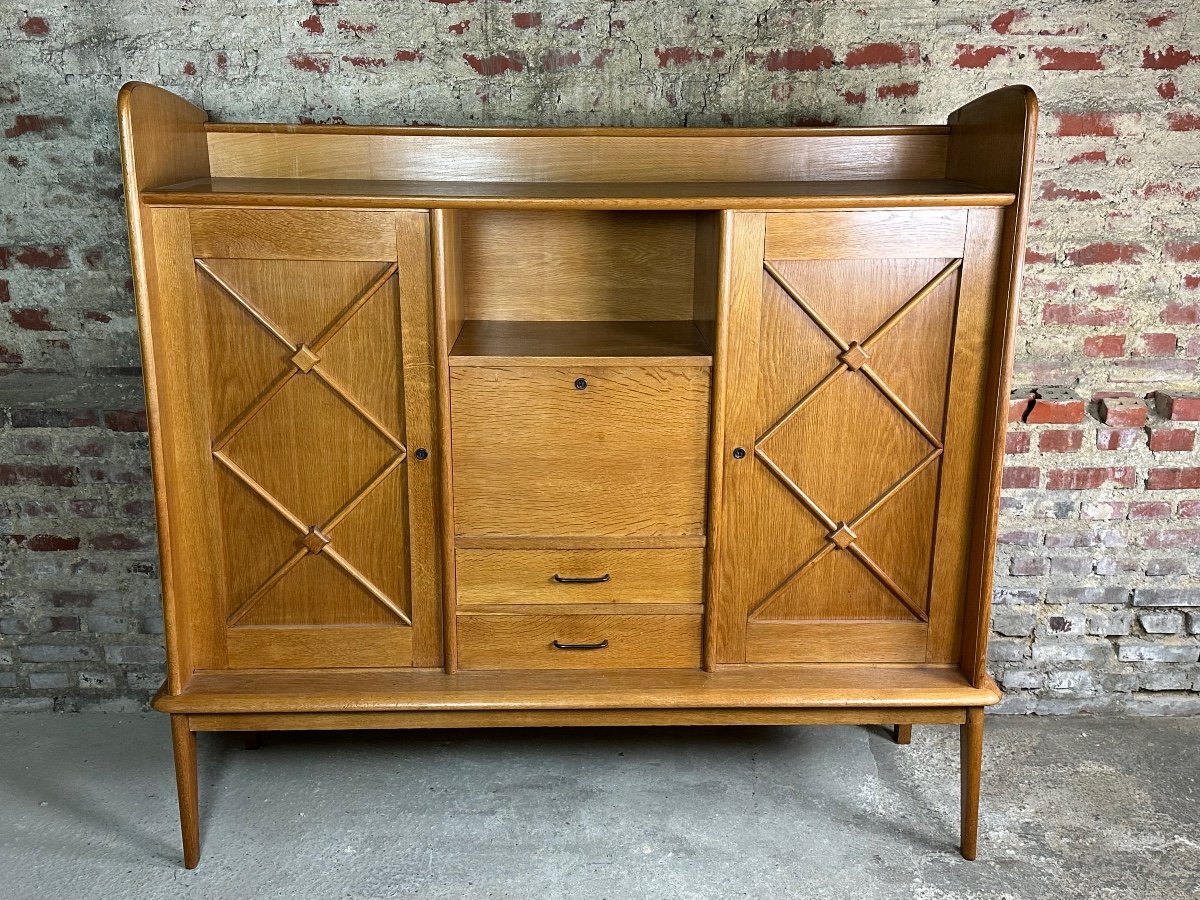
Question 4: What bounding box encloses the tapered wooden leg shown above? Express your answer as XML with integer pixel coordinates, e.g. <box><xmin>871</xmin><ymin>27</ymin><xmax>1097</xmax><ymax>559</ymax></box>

<box><xmin>892</xmin><ymin>724</ymin><xmax>912</xmax><ymax>744</ymax></box>
<box><xmin>960</xmin><ymin>707</ymin><xmax>984</xmax><ymax>860</ymax></box>
<box><xmin>170</xmin><ymin>714</ymin><xmax>201</xmax><ymax>869</ymax></box>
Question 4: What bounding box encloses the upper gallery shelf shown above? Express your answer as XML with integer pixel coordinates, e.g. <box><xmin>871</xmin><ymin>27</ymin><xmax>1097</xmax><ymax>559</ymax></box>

<box><xmin>139</xmin><ymin>177</ymin><xmax>1016</xmax><ymax>211</ymax></box>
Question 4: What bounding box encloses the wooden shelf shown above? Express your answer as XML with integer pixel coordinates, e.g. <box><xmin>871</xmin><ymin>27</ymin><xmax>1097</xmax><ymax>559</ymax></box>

<box><xmin>155</xmin><ymin>666</ymin><xmax>1001</xmax><ymax>714</ymax></box>
<box><xmin>449</xmin><ymin>320</ymin><xmax>713</xmax><ymax>367</ymax></box>
<box><xmin>141</xmin><ymin>177</ymin><xmax>1016</xmax><ymax>211</ymax></box>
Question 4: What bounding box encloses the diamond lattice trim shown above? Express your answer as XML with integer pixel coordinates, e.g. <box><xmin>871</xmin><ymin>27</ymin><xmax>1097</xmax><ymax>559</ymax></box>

<box><xmin>750</xmin><ymin>259</ymin><xmax>962</xmax><ymax>622</ymax></box>
<box><xmin>196</xmin><ymin>260</ymin><xmax>410</xmax><ymax>626</ymax></box>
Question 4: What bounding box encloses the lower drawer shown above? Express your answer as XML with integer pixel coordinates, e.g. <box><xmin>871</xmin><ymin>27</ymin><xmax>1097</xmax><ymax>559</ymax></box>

<box><xmin>457</xmin><ymin>614</ymin><xmax>702</xmax><ymax>670</ymax></box>
<box><xmin>456</xmin><ymin>548</ymin><xmax>704</xmax><ymax>606</ymax></box>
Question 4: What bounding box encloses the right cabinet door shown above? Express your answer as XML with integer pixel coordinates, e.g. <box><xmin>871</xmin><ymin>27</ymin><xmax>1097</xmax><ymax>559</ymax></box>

<box><xmin>713</xmin><ymin>209</ymin><xmax>1003</xmax><ymax>665</ymax></box>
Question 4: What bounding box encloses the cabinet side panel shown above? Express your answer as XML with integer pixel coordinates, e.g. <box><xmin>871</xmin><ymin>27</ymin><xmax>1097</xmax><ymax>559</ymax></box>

<box><xmin>927</xmin><ymin>209</ymin><xmax>1005</xmax><ymax>664</ymax></box>
<box><xmin>147</xmin><ymin>207</ymin><xmax>229</xmax><ymax>673</ymax></box>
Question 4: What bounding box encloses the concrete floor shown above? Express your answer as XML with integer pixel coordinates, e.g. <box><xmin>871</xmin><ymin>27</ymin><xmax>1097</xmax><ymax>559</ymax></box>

<box><xmin>0</xmin><ymin>715</ymin><xmax>1197</xmax><ymax>900</ymax></box>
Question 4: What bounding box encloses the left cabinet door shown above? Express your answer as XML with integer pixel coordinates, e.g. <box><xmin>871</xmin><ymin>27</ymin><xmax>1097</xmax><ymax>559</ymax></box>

<box><xmin>145</xmin><ymin>208</ymin><xmax>441</xmax><ymax>670</ymax></box>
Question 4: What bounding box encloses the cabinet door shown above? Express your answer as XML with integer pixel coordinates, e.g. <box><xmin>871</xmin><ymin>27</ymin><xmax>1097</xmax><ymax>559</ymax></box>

<box><xmin>712</xmin><ymin>209</ymin><xmax>1002</xmax><ymax>665</ymax></box>
<box><xmin>149</xmin><ymin>208</ymin><xmax>440</xmax><ymax>669</ymax></box>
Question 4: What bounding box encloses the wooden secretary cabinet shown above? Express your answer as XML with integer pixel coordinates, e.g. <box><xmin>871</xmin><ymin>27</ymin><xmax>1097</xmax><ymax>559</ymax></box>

<box><xmin>119</xmin><ymin>82</ymin><xmax>1036</xmax><ymax>868</ymax></box>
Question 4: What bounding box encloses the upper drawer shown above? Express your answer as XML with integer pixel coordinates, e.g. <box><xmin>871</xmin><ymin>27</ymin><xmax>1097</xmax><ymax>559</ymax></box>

<box><xmin>451</xmin><ymin>366</ymin><xmax>711</xmax><ymax>538</ymax></box>
<box><xmin>457</xmin><ymin>547</ymin><xmax>705</xmax><ymax>606</ymax></box>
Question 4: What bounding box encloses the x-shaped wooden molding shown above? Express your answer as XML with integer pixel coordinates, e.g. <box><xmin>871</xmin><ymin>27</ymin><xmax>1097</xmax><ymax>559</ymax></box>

<box><xmin>750</xmin><ymin>258</ymin><xmax>962</xmax><ymax>622</ymax></box>
<box><xmin>195</xmin><ymin>260</ymin><xmax>411</xmax><ymax>627</ymax></box>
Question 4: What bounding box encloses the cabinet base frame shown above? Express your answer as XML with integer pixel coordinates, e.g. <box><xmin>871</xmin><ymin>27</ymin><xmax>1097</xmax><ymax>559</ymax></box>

<box><xmin>168</xmin><ymin>704</ymin><xmax>985</xmax><ymax>868</ymax></box>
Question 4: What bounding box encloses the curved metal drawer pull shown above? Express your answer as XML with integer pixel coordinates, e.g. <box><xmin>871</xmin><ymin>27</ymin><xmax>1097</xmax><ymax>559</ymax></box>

<box><xmin>552</xmin><ymin>573</ymin><xmax>611</xmax><ymax>584</ymax></box>
<box><xmin>552</xmin><ymin>639</ymin><xmax>609</xmax><ymax>651</ymax></box>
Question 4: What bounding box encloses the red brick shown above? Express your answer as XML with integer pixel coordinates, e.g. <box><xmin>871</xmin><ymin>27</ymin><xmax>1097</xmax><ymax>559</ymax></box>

<box><xmin>463</xmin><ymin>51</ymin><xmax>526</xmax><ymax>75</ymax></box>
<box><xmin>1148</xmin><ymin>428</ymin><xmax>1195</xmax><ymax>452</ymax></box>
<box><xmin>1129</xmin><ymin>501</ymin><xmax>1173</xmax><ymax>520</ymax></box>
<box><xmin>1005</xmin><ymin>431</ymin><xmax>1030</xmax><ymax>454</ymax></box>
<box><xmin>1098</xmin><ymin>397</ymin><xmax>1147</xmax><ymax>427</ymax></box>
<box><xmin>1055</xmin><ymin>111</ymin><xmax>1116</xmax><ymax>137</ymax></box>
<box><xmin>394</xmin><ymin>50</ymin><xmax>423</xmax><ymax>63</ymax></box>
<box><xmin>1146</xmin><ymin>467</ymin><xmax>1200</xmax><ymax>490</ymax></box>
<box><xmin>511</xmin><ymin>12</ymin><xmax>541</xmax><ymax>28</ymax></box>
<box><xmin>342</xmin><ymin>56</ymin><xmax>387</xmax><ymax>69</ymax></box>
<box><xmin>1002</xmin><ymin>466</ymin><xmax>1039</xmax><ymax>489</ymax></box>
<box><xmin>14</xmin><ymin>246</ymin><xmax>69</xmax><ymax>268</ymax></box>
<box><xmin>1035</xmin><ymin>47</ymin><xmax>1103</xmax><ymax>70</ymax></box>
<box><xmin>299</xmin><ymin>13</ymin><xmax>323</xmax><ymax>33</ymax></box>
<box><xmin>1068</xmin><ymin>150</ymin><xmax>1107</xmax><ymax>164</ymax></box>
<box><xmin>1081</xmin><ymin>501</ymin><xmax>1127</xmax><ymax>520</ymax></box>
<box><xmin>20</xmin><ymin>16</ymin><xmax>49</xmax><ymax>36</ymax></box>
<box><xmin>1042</xmin><ymin>304</ymin><xmax>1129</xmax><ymax>326</ymax></box>
<box><xmin>654</xmin><ymin>47</ymin><xmax>725</xmax><ymax>67</ymax></box>
<box><xmin>763</xmin><ymin>47</ymin><xmax>834</xmax><ymax>71</ymax></box>
<box><xmin>1145</xmin><ymin>529</ymin><xmax>1200</xmax><ymax>549</ymax></box>
<box><xmin>1135</xmin><ymin>333</ymin><xmax>1178</xmax><ymax>357</ymax></box>
<box><xmin>1157</xmin><ymin>80</ymin><xmax>1178</xmax><ymax>100</ymax></box>
<box><xmin>876</xmin><ymin>82</ymin><xmax>919</xmax><ymax>100</ymax></box>
<box><xmin>1166</xmin><ymin>241</ymin><xmax>1200</xmax><ymax>262</ymax></box>
<box><xmin>1177</xmin><ymin>500</ymin><xmax>1200</xmax><ymax>517</ymax></box>
<box><xmin>1153</xmin><ymin>391</ymin><xmax>1200</xmax><ymax>421</ymax></box>
<box><xmin>1162</xmin><ymin>302</ymin><xmax>1200</xmax><ymax>324</ymax></box>
<box><xmin>1167</xmin><ymin>113</ymin><xmax>1200</xmax><ymax>132</ymax></box>
<box><xmin>0</xmin><ymin>464</ymin><xmax>77</xmax><ymax>487</ymax></box>
<box><xmin>540</xmin><ymin>51</ymin><xmax>581</xmax><ymax>72</ymax></box>
<box><xmin>0</xmin><ymin>344</ymin><xmax>21</xmax><ymax>365</ymax></box>
<box><xmin>337</xmin><ymin>19</ymin><xmax>376</xmax><ymax>33</ymax></box>
<box><xmin>1066</xmin><ymin>242</ymin><xmax>1146</xmax><ymax>266</ymax></box>
<box><xmin>844</xmin><ymin>43</ymin><xmax>919</xmax><ymax>67</ymax></box>
<box><xmin>1046</xmin><ymin>467</ymin><xmax>1135</xmax><ymax>490</ymax></box>
<box><xmin>1025</xmin><ymin>398</ymin><xmax>1085</xmax><ymax>425</ymax></box>
<box><xmin>10</xmin><ymin>307</ymin><xmax>54</xmax><ymax>331</ymax></box>
<box><xmin>4</xmin><ymin>114</ymin><xmax>71</xmax><ymax>139</ymax></box>
<box><xmin>953</xmin><ymin>45</ymin><xmax>1010</xmax><ymax>68</ymax></box>
<box><xmin>26</xmin><ymin>534</ymin><xmax>81</xmax><ymax>551</ymax></box>
<box><xmin>448</xmin><ymin>20</ymin><xmax>468</xmax><ymax>35</ymax></box>
<box><xmin>991</xmin><ymin>10</ymin><xmax>1027</xmax><ymax>34</ymax></box>
<box><xmin>1084</xmin><ymin>335</ymin><xmax>1125</xmax><ymax>358</ymax></box>
<box><xmin>1039</xmin><ymin>429</ymin><xmax>1083</xmax><ymax>452</ymax></box>
<box><xmin>840</xmin><ymin>90</ymin><xmax>866</xmax><ymax>106</ymax></box>
<box><xmin>88</xmin><ymin>533</ymin><xmax>152</xmax><ymax>551</ymax></box>
<box><xmin>1142</xmin><ymin>46</ymin><xmax>1197</xmax><ymax>69</ymax></box>
<box><xmin>287</xmin><ymin>53</ymin><xmax>331</xmax><ymax>73</ymax></box>
<box><xmin>1040</xmin><ymin>180</ymin><xmax>1101</xmax><ymax>201</ymax></box>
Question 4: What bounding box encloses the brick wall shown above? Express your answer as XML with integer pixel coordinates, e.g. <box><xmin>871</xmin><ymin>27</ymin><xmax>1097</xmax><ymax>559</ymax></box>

<box><xmin>1</xmin><ymin>1</ymin><xmax>1197</xmax><ymax>712</ymax></box>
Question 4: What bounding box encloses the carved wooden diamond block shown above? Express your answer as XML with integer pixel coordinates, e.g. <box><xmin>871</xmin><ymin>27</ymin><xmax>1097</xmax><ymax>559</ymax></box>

<box><xmin>302</xmin><ymin>527</ymin><xmax>332</xmax><ymax>554</ymax></box>
<box><xmin>291</xmin><ymin>344</ymin><xmax>321</xmax><ymax>373</ymax></box>
<box><xmin>828</xmin><ymin>523</ymin><xmax>857</xmax><ymax>549</ymax></box>
<box><xmin>837</xmin><ymin>342</ymin><xmax>870</xmax><ymax>371</ymax></box>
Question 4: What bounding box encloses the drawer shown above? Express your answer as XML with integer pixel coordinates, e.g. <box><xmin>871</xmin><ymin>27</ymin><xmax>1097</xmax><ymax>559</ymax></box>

<box><xmin>456</xmin><ymin>548</ymin><xmax>704</xmax><ymax>606</ymax></box>
<box><xmin>457</xmin><ymin>614</ymin><xmax>702</xmax><ymax>670</ymax></box>
<box><xmin>450</xmin><ymin>365</ymin><xmax>710</xmax><ymax>538</ymax></box>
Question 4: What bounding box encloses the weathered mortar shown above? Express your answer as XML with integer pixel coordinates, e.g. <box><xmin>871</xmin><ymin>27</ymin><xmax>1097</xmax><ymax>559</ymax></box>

<box><xmin>1</xmin><ymin>1</ymin><xmax>1197</xmax><ymax>712</ymax></box>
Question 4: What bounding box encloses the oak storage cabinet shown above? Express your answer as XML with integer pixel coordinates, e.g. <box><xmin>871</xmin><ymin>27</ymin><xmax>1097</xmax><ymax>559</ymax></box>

<box><xmin>119</xmin><ymin>82</ymin><xmax>1037</xmax><ymax>868</ymax></box>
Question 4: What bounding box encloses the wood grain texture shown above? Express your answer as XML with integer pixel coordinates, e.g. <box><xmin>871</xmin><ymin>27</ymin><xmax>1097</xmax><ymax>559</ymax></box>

<box><xmin>188</xmin><ymin>706</ymin><xmax>968</xmax><ymax>731</ymax></box>
<box><xmin>188</xmin><ymin>208</ymin><xmax>398</xmax><ymax>260</ymax></box>
<box><xmin>960</xmin><ymin>706</ymin><xmax>985</xmax><ymax>860</ymax></box>
<box><xmin>449</xmin><ymin>320</ymin><xmax>712</xmax><ymax>366</ymax></box>
<box><xmin>431</xmin><ymin>209</ymin><xmax>462</xmax><ymax>673</ymax></box>
<box><xmin>764</xmin><ymin>209</ymin><xmax>967</xmax><ymax>259</ymax></box>
<box><xmin>459</xmin><ymin>210</ymin><xmax>697</xmax><ymax>321</ymax></box>
<box><xmin>456</xmin><ymin>548</ymin><xmax>704</xmax><ymax>605</ymax></box>
<box><xmin>226</xmin><ymin>626</ymin><xmax>413</xmax><ymax>669</ymax></box>
<box><xmin>142</xmin><ymin>177</ymin><xmax>1013</xmax><ymax>210</ymax></box>
<box><xmin>151</xmin><ymin>665</ymin><xmax>1000</xmax><ymax>714</ymax></box>
<box><xmin>169</xmin><ymin>715</ymin><xmax>200</xmax><ymax>869</ymax></box>
<box><xmin>457</xmin><ymin>613</ymin><xmax>702</xmax><ymax>669</ymax></box>
<box><xmin>204</xmin><ymin>132</ymin><xmax>952</xmax><ymax>183</ymax></box>
<box><xmin>947</xmin><ymin>87</ymin><xmax>1039</xmax><ymax>688</ymax></box>
<box><xmin>450</xmin><ymin>365</ymin><xmax>710</xmax><ymax>538</ymax></box>
<box><xmin>454</xmin><ymin>535</ymin><xmax>708</xmax><ymax>550</ymax></box>
<box><xmin>118</xmin><ymin>83</ymin><xmax>211</xmax><ymax>693</ymax></box>
<box><xmin>744</xmin><ymin>621</ymin><xmax>928</xmax><ymax>663</ymax></box>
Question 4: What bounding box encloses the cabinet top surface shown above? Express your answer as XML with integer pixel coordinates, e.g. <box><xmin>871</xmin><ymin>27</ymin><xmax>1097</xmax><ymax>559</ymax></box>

<box><xmin>141</xmin><ymin>176</ymin><xmax>1015</xmax><ymax>211</ymax></box>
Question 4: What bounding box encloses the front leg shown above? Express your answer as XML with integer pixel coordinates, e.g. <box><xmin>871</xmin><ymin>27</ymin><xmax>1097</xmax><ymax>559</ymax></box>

<box><xmin>959</xmin><ymin>707</ymin><xmax>984</xmax><ymax>860</ymax></box>
<box><xmin>170</xmin><ymin>714</ymin><xmax>201</xmax><ymax>868</ymax></box>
